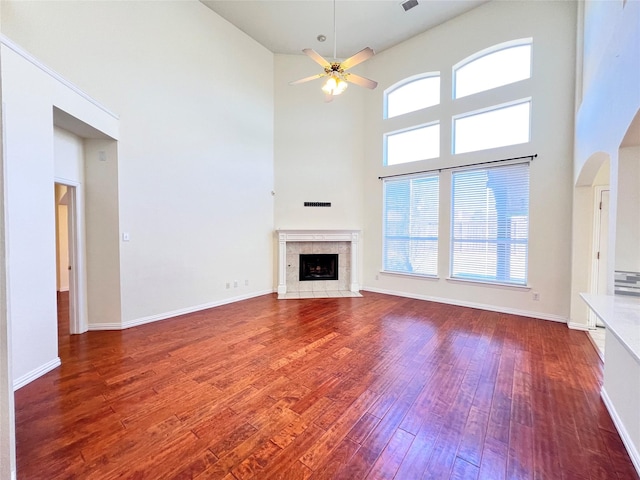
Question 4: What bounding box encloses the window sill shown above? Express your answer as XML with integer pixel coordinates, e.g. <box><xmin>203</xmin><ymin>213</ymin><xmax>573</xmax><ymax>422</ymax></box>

<box><xmin>379</xmin><ymin>270</ymin><xmax>439</xmax><ymax>280</ymax></box>
<box><xmin>446</xmin><ymin>277</ymin><xmax>531</xmax><ymax>290</ymax></box>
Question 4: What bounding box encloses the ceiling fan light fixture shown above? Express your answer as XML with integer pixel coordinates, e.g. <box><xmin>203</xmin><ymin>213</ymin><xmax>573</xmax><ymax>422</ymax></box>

<box><xmin>288</xmin><ymin>0</ymin><xmax>377</xmax><ymax>100</ymax></box>
<box><xmin>334</xmin><ymin>78</ymin><xmax>348</xmax><ymax>95</ymax></box>
<box><xmin>322</xmin><ymin>75</ymin><xmax>348</xmax><ymax>96</ymax></box>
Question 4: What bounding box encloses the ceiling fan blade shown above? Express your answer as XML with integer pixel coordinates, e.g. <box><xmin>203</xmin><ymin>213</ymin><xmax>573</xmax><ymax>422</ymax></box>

<box><xmin>346</xmin><ymin>73</ymin><xmax>378</xmax><ymax>90</ymax></box>
<box><xmin>289</xmin><ymin>73</ymin><xmax>327</xmax><ymax>86</ymax></box>
<box><xmin>324</xmin><ymin>93</ymin><xmax>334</xmax><ymax>103</ymax></box>
<box><xmin>340</xmin><ymin>47</ymin><xmax>374</xmax><ymax>71</ymax></box>
<box><xmin>303</xmin><ymin>48</ymin><xmax>331</xmax><ymax>69</ymax></box>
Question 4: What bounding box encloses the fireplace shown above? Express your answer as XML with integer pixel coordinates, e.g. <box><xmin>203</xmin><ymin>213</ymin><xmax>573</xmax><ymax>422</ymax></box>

<box><xmin>276</xmin><ymin>229</ymin><xmax>360</xmax><ymax>296</ymax></box>
<box><xmin>299</xmin><ymin>254</ymin><xmax>338</xmax><ymax>281</ymax></box>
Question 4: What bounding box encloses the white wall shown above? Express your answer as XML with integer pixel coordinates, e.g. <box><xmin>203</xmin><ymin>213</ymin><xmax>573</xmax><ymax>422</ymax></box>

<box><xmin>1</xmin><ymin>39</ymin><xmax>119</xmax><ymax>386</ymax></box>
<box><xmin>572</xmin><ymin>3</ymin><xmax>640</xmax><ymax>469</ymax></box>
<box><xmin>356</xmin><ymin>0</ymin><xmax>576</xmax><ymax>321</ymax></box>
<box><xmin>3</xmin><ymin>45</ymin><xmax>59</xmax><ymax>386</ymax></box>
<box><xmin>83</xmin><ymin>137</ymin><xmax>122</xmax><ymax>330</ymax></box>
<box><xmin>571</xmin><ymin>0</ymin><xmax>640</xmax><ymax>326</ymax></box>
<box><xmin>54</xmin><ymin>127</ymin><xmax>84</xmax><ymax>292</ymax></box>
<box><xmin>274</xmin><ymin>54</ymin><xmax>365</xmax><ymax>231</ymax></box>
<box><xmin>275</xmin><ymin>1</ymin><xmax>577</xmax><ymax>321</ymax></box>
<box><xmin>616</xmin><ymin>146</ymin><xmax>640</xmax><ymax>272</ymax></box>
<box><xmin>2</xmin><ymin>1</ymin><xmax>275</xmax><ymax>327</ymax></box>
<box><xmin>0</xmin><ymin>5</ymin><xmax>18</xmax><ymax>477</ymax></box>
<box><xmin>575</xmin><ymin>0</ymin><xmax>639</xmax><ymax>177</ymax></box>
<box><xmin>54</xmin><ymin>126</ymin><xmax>83</xmax><ymax>183</ymax></box>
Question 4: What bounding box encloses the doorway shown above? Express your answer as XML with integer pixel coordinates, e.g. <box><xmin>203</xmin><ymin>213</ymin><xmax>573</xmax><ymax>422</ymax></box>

<box><xmin>590</xmin><ymin>187</ymin><xmax>609</xmax><ymax>328</ymax></box>
<box><xmin>54</xmin><ymin>181</ymin><xmax>85</xmax><ymax>337</ymax></box>
<box><xmin>54</xmin><ymin>184</ymin><xmax>70</xmax><ymax>345</ymax></box>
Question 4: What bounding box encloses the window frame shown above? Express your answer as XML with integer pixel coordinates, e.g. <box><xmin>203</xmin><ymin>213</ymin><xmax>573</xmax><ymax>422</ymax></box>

<box><xmin>383</xmin><ymin>72</ymin><xmax>441</xmax><ymax>119</ymax></box>
<box><xmin>452</xmin><ymin>98</ymin><xmax>532</xmax><ymax>155</ymax></box>
<box><xmin>382</xmin><ymin>172</ymin><xmax>440</xmax><ymax>277</ymax></box>
<box><xmin>384</xmin><ymin>121</ymin><xmax>441</xmax><ymax>166</ymax></box>
<box><xmin>449</xmin><ymin>161</ymin><xmax>530</xmax><ymax>287</ymax></box>
<box><xmin>452</xmin><ymin>38</ymin><xmax>533</xmax><ymax>99</ymax></box>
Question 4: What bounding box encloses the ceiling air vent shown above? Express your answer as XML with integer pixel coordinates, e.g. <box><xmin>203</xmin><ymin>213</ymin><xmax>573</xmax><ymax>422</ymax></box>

<box><xmin>304</xmin><ymin>202</ymin><xmax>331</xmax><ymax>207</ymax></box>
<box><xmin>401</xmin><ymin>0</ymin><xmax>419</xmax><ymax>12</ymax></box>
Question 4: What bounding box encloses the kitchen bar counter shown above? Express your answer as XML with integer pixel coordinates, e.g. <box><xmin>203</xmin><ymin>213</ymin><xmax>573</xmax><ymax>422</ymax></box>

<box><xmin>581</xmin><ymin>293</ymin><xmax>640</xmax><ymax>475</ymax></box>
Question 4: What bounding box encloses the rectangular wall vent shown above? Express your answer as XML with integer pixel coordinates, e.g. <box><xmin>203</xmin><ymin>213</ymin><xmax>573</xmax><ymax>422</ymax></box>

<box><xmin>401</xmin><ymin>0</ymin><xmax>419</xmax><ymax>12</ymax></box>
<box><xmin>304</xmin><ymin>202</ymin><xmax>331</xmax><ymax>207</ymax></box>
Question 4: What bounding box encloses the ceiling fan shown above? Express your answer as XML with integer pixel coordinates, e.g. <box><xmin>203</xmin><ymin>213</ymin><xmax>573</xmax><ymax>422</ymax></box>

<box><xmin>289</xmin><ymin>1</ymin><xmax>378</xmax><ymax>102</ymax></box>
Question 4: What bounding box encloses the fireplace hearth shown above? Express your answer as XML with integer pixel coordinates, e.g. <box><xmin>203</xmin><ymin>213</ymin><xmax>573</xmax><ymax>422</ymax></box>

<box><xmin>299</xmin><ymin>254</ymin><xmax>338</xmax><ymax>281</ymax></box>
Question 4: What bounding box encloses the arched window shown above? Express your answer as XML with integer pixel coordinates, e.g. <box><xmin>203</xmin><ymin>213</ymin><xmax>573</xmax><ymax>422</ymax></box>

<box><xmin>380</xmin><ymin>39</ymin><xmax>534</xmax><ymax>285</ymax></box>
<box><xmin>453</xmin><ymin>39</ymin><xmax>532</xmax><ymax>99</ymax></box>
<box><xmin>384</xmin><ymin>73</ymin><xmax>440</xmax><ymax>119</ymax></box>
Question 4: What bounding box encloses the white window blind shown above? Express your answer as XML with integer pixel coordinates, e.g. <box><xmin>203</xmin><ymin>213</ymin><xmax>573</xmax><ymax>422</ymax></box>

<box><xmin>383</xmin><ymin>175</ymin><xmax>439</xmax><ymax>276</ymax></box>
<box><xmin>451</xmin><ymin>163</ymin><xmax>529</xmax><ymax>285</ymax></box>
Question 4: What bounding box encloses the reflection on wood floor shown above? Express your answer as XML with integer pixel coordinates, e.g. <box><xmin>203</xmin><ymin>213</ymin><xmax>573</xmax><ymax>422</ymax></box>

<box><xmin>16</xmin><ymin>292</ymin><xmax>638</xmax><ymax>479</ymax></box>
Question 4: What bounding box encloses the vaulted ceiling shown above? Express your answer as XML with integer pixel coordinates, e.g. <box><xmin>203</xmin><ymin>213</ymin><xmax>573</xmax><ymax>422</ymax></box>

<box><xmin>201</xmin><ymin>0</ymin><xmax>487</xmax><ymax>59</ymax></box>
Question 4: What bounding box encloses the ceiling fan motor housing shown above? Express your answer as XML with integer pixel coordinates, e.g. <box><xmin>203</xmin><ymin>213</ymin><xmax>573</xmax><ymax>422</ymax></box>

<box><xmin>290</xmin><ymin>48</ymin><xmax>378</xmax><ymax>97</ymax></box>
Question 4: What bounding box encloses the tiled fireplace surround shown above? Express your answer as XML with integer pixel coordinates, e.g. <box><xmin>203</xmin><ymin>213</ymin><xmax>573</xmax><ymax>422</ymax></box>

<box><xmin>277</xmin><ymin>230</ymin><xmax>361</xmax><ymax>299</ymax></box>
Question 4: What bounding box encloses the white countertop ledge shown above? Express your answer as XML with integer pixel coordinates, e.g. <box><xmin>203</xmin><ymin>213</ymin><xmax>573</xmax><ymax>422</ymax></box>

<box><xmin>581</xmin><ymin>293</ymin><xmax>640</xmax><ymax>363</ymax></box>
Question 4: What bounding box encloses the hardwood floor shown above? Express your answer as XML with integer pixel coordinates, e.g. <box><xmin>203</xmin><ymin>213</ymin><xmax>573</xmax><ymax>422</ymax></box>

<box><xmin>16</xmin><ymin>292</ymin><xmax>638</xmax><ymax>479</ymax></box>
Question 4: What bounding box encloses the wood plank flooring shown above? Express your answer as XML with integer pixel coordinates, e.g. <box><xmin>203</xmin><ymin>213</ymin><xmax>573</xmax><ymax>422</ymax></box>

<box><xmin>15</xmin><ymin>292</ymin><xmax>638</xmax><ymax>479</ymax></box>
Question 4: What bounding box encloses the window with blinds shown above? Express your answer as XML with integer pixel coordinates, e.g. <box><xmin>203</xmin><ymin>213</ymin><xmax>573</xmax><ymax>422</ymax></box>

<box><xmin>383</xmin><ymin>174</ymin><xmax>439</xmax><ymax>276</ymax></box>
<box><xmin>451</xmin><ymin>162</ymin><xmax>529</xmax><ymax>285</ymax></box>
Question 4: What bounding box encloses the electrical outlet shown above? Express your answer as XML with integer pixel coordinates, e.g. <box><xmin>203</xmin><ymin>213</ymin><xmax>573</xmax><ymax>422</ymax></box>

<box><xmin>533</xmin><ymin>292</ymin><xmax>540</xmax><ymax>301</ymax></box>
<box><xmin>234</xmin><ymin>281</ymin><xmax>238</xmax><ymax>288</ymax></box>
<box><xmin>375</xmin><ymin>274</ymin><xmax>379</xmax><ymax>280</ymax></box>
<box><xmin>245</xmin><ymin>279</ymin><xmax>249</xmax><ymax>286</ymax></box>
<box><xmin>226</xmin><ymin>282</ymin><xmax>230</xmax><ymax>289</ymax></box>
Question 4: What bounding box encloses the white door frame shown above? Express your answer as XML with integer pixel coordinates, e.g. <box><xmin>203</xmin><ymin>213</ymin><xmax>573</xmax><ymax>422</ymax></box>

<box><xmin>589</xmin><ymin>186</ymin><xmax>609</xmax><ymax>329</ymax></box>
<box><xmin>54</xmin><ymin>178</ymin><xmax>88</xmax><ymax>334</ymax></box>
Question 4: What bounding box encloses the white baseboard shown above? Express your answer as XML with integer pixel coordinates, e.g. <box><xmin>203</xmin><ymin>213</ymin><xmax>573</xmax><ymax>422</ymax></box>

<box><xmin>585</xmin><ymin>331</ymin><xmax>605</xmax><ymax>362</ymax></box>
<box><xmin>87</xmin><ymin>322</ymin><xmax>124</xmax><ymax>331</ymax></box>
<box><xmin>361</xmin><ymin>287</ymin><xmax>569</xmax><ymax>324</ymax></box>
<box><xmin>568</xmin><ymin>321</ymin><xmax>590</xmax><ymax>331</ymax></box>
<box><xmin>88</xmin><ymin>290</ymin><xmax>273</xmax><ymax>331</ymax></box>
<box><xmin>601</xmin><ymin>387</ymin><xmax>640</xmax><ymax>476</ymax></box>
<box><xmin>13</xmin><ymin>357</ymin><xmax>61</xmax><ymax>390</ymax></box>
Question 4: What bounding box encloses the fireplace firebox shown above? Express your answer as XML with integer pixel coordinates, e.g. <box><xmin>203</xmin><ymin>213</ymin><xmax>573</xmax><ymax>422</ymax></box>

<box><xmin>299</xmin><ymin>254</ymin><xmax>338</xmax><ymax>281</ymax></box>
